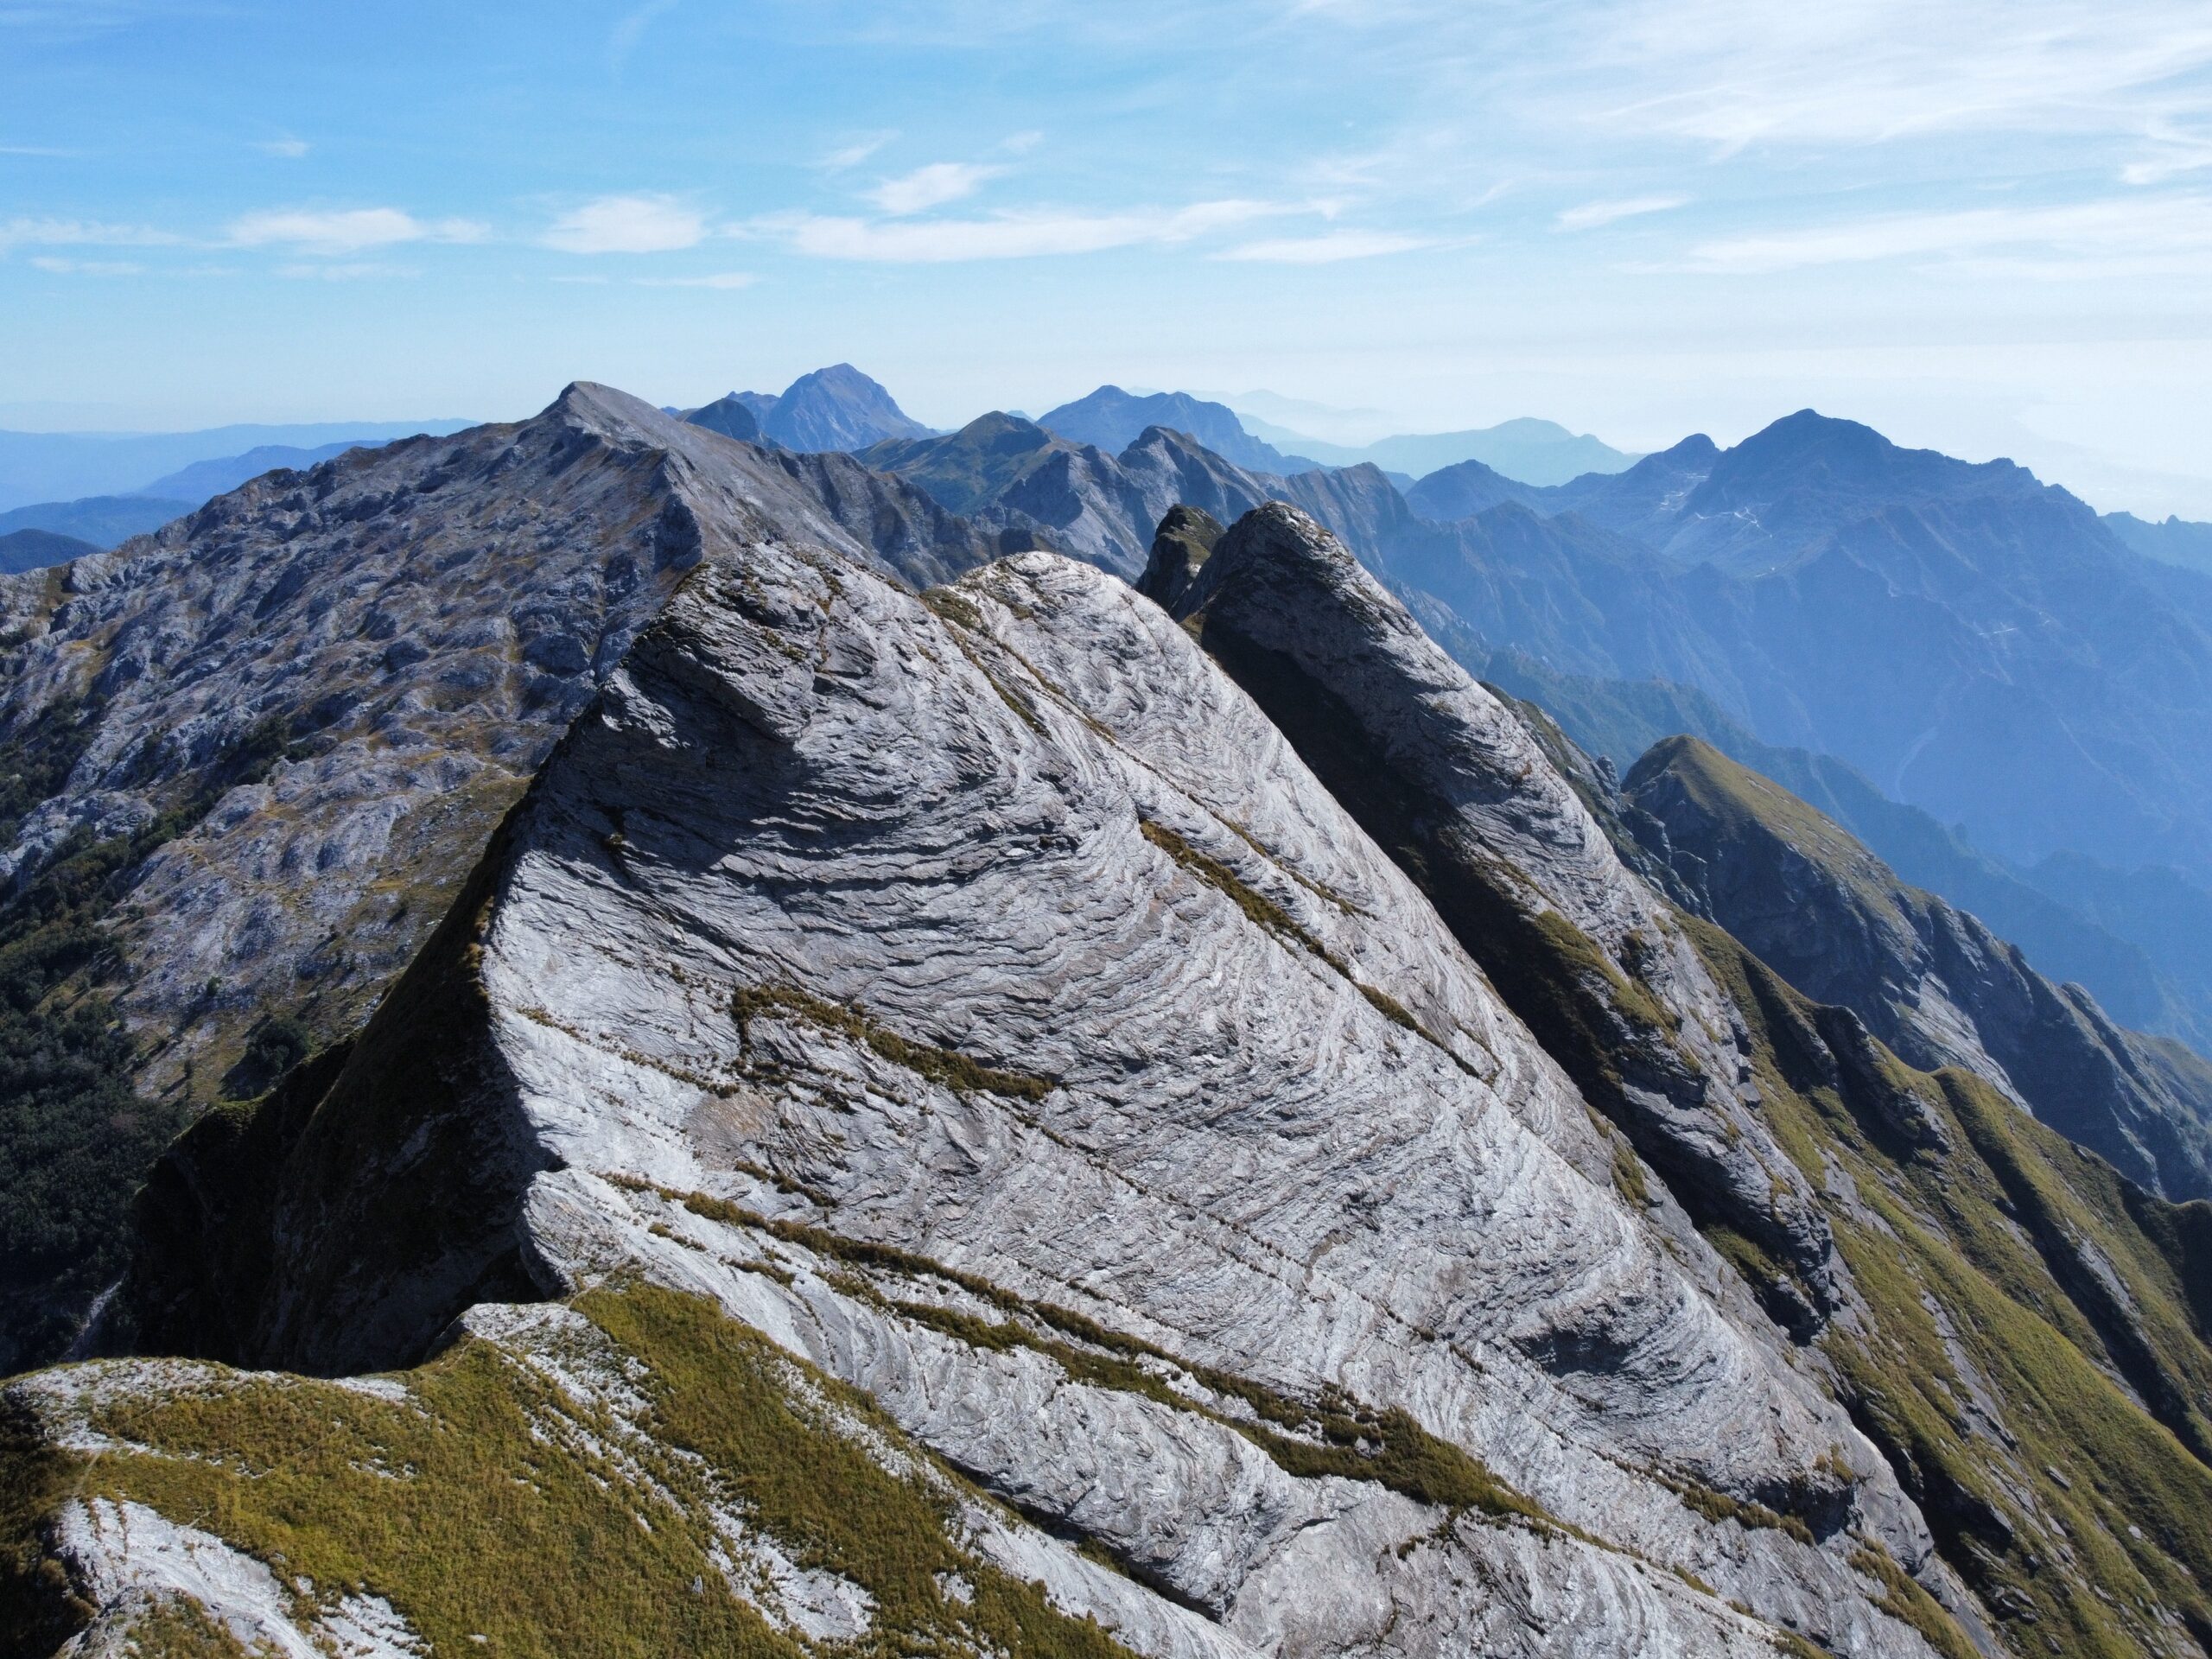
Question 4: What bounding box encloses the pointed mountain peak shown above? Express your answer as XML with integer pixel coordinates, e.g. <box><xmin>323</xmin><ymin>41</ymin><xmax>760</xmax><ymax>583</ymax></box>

<box><xmin>762</xmin><ymin>364</ymin><xmax>933</xmax><ymax>451</ymax></box>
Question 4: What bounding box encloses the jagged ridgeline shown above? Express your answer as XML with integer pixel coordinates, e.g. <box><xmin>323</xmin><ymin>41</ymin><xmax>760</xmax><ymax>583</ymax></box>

<box><xmin>0</xmin><ymin>390</ymin><xmax>2205</xmax><ymax>1659</ymax></box>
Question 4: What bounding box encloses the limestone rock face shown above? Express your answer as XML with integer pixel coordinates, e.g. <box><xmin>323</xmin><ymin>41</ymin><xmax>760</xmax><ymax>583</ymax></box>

<box><xmin>1627</xmin><ymin>734</ymin><xmax>2212</xmax><ymax>1201</ymax></box>
<box><xmin>1141</xmin><ymin>504</ymin><xmax>1845</xmax><ymax>1330</ymax></box>
<box><xmin>84</xmin><ymin>527</ymin><xmax>1952</xmax><ymax>1656</ymax></box>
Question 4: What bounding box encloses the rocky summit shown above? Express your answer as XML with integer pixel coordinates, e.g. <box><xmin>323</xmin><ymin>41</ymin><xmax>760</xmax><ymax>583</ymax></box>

<box><xmin>2</xmin><ymin>393</ymin><xmax>2210</xmax><ymax>1659</ymax></box>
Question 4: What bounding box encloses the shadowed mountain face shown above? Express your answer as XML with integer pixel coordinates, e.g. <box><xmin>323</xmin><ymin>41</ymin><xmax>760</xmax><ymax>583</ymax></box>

<box><xmin>0</xmin><ymin>528</ymin><xmax>98</xmax><ymax>573</ymax></box>
<box><xmin>1038</xmin><ymin>385</ymin><xmax>1313</xmax><ymax>474</ymax></box>
<box><xmin>684</xmin><ymin>391</ymin><xmax>762</xmax><ymax>442</ymax></box>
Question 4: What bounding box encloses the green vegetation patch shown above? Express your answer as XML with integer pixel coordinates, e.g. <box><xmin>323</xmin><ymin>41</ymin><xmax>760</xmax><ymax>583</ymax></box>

<box><xmin>732</xmin><ymin>983</ymin><xmax>1055</xmax><ymax>1103</ymax></box>
<box><xmin>11</xmin><ymin>1282</ymin><xmax>1143</xmax><ymax>1659</ymax></box>
<box><xmin>0</xmin><ymin>704</ymin><xmax>327</xmax><ymax>1370</ymax></box>
<box><xmin>1681</xmin><ymin>912</ymin><xmax>2212</xmax><ymax>1656</ymax></box>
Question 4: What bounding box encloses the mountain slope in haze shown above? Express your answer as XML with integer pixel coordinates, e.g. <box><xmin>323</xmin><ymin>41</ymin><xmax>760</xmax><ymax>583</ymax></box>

<box><xmin>0</xmin><ymin>420</ymin><xmax>474</xmax><ymax>512</ymax></box>
<box><xmin>1038</xmin><ymin>385</ymin><xmax>1314</xmax><ymax>474</ymax></box>
<box><xmin>0</xmin><ymin>385</ymin><xmax>1014</xmax><ymax>1373</ymax></box>
<box><xmin>2106</xmin><ymin>511</ymin><xmax>2212</xmax><ymax>576</ymax></box>
<box><xmin>1395</xmin><ymin>631</ymin><xmax>2212</xmax><ymax>1053</ymax></box>
<box><xmin>1624</xmin><ymin>734</ymin><xmax>2212</xmax><ymax>1201</ymax></box>
<box><xmin>0</xmin><ymin>529</ymin><xmax>97</xmax><ymax>573</ymax></box>
<box><xmin>0</xmin><ymin>496</ymin><xmax>194</xmax><ymax>550</ymax></box>
<box><xmin>1363</xmin><ymin>412</ymin><xmax>2212</xmax><ymax>890</ymax></box>
<box><xmin>1253</xmin><ymin>416</ymin><xmax>1640</xmax><ymax>486</ymax></box>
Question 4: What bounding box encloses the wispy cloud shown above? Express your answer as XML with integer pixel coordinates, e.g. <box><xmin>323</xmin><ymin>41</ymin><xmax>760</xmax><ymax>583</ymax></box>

<box><xmin>1555</xmin><ymin>193</ymin><xmax>1686</xmax><ymax>231</ymax></box>
<box><xmin>865</xmin><ymin>162</ymin><xmax>1003</xmax><ymax>216</ymax></box>
<box><xmin>633</xmin><ymin>270</ymin><xmax>754</xmax><ymax>288</ymax></box>
<box><xmin>1576</xmin><ymin>0</ymin><xmax>2212</xmax><ymax>150</ymax></box>
<box><xmin>276</xmin><ymin>261</ymin><xmax>418</xmax><ymax>280</ymax></box>
<box><xmin>29</xmin><ymin>255</ymin><xmax>141</xmax><ymax>275</ymax></box>
<box><xmin>2123</xmin><ymin>124</ymin><xmax>2212</xmax><ymax>185</ymax></box>
<box><xmin>543</xmin><ymin>194</ymin><xmax>705</xmax><ymax>253</ymax></box>
<box><xmin>259</xmin><ymin>136</ymin><xmax>310</xmax><ymax>158</ymax></box>
<box><xmin>1213</xmin><ymin>228</ymin><xmax>1436</xmax><ymax>263</ymax></box>
<box><xmin>1678</xmin><ymin>194</ymin><xmax>2212</xmax><ymax>273</ymax></box>
<box><xmin>753</xmin><ymin>200</ymin><xmax>1282</xmax><ymax>262</ymax></box>
<box><xmin>819</xmin><ymin>132</ymin><xmax>896</xmax><ymax>170</ymax></box>
<box><xmin>609</xmin><ymin>0</ymin><xmax>678</xmax><ymax>68</ymax></box>
<box><xmin>231</xmin><ymin>207</ymin><xmax>484</xmax><ymax>254</ymax></box>
<box><xmin>0</xmin><ymin>216</ymin><xmax>177</xmax><ymax>252</ymax></box>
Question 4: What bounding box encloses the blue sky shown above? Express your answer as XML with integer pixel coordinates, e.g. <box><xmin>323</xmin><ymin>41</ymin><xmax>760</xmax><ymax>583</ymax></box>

<box><xmin>5</xmin><ymin>0</ymin><xmax>2212</xmax><ymax>513</ymax></box>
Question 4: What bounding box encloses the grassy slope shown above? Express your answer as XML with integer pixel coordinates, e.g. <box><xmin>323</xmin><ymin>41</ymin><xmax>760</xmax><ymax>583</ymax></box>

<box><xmin>4</xmin><ymin>1281</ymin><xmax>1144</xmax><ymax>1659</ymax></box>
<box><xmin>1691</xmin><ymin>916</ymin><xmax>2212</xmax><ymax>1657</ymax></box>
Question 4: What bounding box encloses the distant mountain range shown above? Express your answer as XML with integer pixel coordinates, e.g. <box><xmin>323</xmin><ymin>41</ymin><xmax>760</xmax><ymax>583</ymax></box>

<box><xmin>0</xmin><ymin>527</ymin><xmax>98</xmax><ymax>573</ymax></box>
<box><xmin>1033</xmin><ymin>385</ymin><xmax>1318</xmax><ymax>474</ymax></box>
<box><xmin>0</xmin><ymin>493</ymin><xmax>194</xmax><ymax>550</ymax></box>
<box><xmin>2106</xmin><ymin>510</ymin><xmax>2212</xmax><ymax>575</ymax></box>
<box><xmin>0</xmin><ymin>417</ymin><xmax>474</xmax><ymax>512</ymax></box>
<box><xmin>134</xmin><ymin>440</ymin><xmax>384</xmax><ymax>504</ymax></box>
<box><xmin>19</xmin><ymin>363</ymin><xmax>2212</xmax><ymax>1063</ymax></box>
<box><xmin>1236</xmin><ymin>412</ymin><xmax>1642</xmax><ymax>486</ymax></box>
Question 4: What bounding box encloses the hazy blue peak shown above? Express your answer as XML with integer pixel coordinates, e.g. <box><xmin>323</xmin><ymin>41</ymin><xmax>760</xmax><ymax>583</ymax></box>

<box><xmin>760</xmin><ymin>363</ymin><xmax>933</xmax><ymax>451</ymax></box>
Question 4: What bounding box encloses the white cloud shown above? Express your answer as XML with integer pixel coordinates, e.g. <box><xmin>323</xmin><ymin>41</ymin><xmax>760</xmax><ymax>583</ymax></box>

<box><xmin>1554</xmin><ymin>193</ymin><xmax>1687</xmax><ymax>231</ymax></box>
<box><xmin>1678</xmin><ymin>194</ymin><xmax>2212</xmax><ymax>273</ymax></box>
<box><xmin>755</xmin><ymin>199</ymin><xmax>1281</xmax><ymax>262</ymax></box>
<box><xmin>230</xmin><ymin>207</ymin><xmax>484</xmax><ymax>254</ymax></box>
<box><xmin>260</xmin><ymin>136</ymin><xmax>309</xmax><ymax>158</ymax></box>
<box><xmin>276</xmin><ymin>261</ymin><xmax>417</xmax><ymax>280</ymax></box>
<box><xmin>609</xmin><ymin>0</ymin><xmax>678</xmax><ymax>66</ymax></box>
<box><xmin>633</xmin><ymin>270</ymin><xmax>755</xmax><ymax>288</ymax></box>
<box><xmin>1213</xmin><ymin>229</ymin><xmax>1436</xmax><ymax>262</ymax></box>
<box><xmin>0</xmin><ymin>216</ymin><xmax>176</xmax><ymax>252</ymax></box>
<box><xmin>29</xmin><ymin>256</ymin><xmax>141</xmax><ymax>275</ymax></box>
<box><xmin>543</xmin><ymin>194</ymin><xmax>705</xmax><ymax>253</ymax></box>
<box><xmin>1001</xmin><ymin>130</ymin><xmax>1045</xmax><ymax>154</ymax></box>
<box><xmin>866</xmin><ymin>162</ymin><xmax>1004</xmax><ymax>215</ymax></box>
<box><xmin>819</xmin><ymin>132</ymin><xmax>895</xmax><ymax>170</ymax></box>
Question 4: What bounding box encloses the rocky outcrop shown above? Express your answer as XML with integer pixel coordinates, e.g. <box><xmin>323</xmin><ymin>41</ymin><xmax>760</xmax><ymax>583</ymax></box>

<box><xmin>0</xmin><ymin>385</ymin><xmax>1013</xmax><ymax>1369</ymax></box>
<box><xmin>1625</xmin><ymin>734</ymin><xmax>2212</xmax><ymax>1201</ymax></box>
